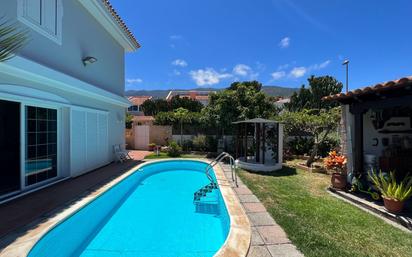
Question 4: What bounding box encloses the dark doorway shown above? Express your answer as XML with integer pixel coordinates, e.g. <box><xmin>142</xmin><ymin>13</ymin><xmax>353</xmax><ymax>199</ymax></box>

<box><xmin>0</xmin><ymin>100</ymin><xmax>20</xmax><ymax>196</ymax></box>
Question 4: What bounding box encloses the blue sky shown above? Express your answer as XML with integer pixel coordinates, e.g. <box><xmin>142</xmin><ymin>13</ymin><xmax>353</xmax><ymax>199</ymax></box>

<box><xmin>111</xmin><ymin>0</ymin><xmax>412</xmax><ymax>91</ymax></box>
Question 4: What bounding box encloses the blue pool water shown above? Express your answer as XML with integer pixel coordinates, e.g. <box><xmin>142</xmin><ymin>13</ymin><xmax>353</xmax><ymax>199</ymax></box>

<box><xmin>28</xmin><ymin>160</ymin><xmax>230</xmax><ymax>257</ymax></box>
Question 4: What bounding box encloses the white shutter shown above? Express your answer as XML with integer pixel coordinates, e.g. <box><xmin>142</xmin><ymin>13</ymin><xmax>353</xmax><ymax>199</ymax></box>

<box><xmin>42</xmin><ymin>0</ymin><xmax>58</xmax><ymax>35</ymax></box>
<box><xmin>25</xmin><ymin>0</ymin><xmax>41</xmax><ymax>25</ymax></box>
<box><xmin>70</xmin><ymin>110</ymin><xmax>87</xmax><ymax>176</ymax></box>
<box><xmin>71</xmin><ymin>109</ymin><xmax>109</xmax><ymax>177</ymax></box>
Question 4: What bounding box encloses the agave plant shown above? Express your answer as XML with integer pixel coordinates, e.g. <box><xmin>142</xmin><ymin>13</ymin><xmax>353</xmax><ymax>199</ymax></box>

<box><xmin>369</xmin><ymin>171</ymin><xmax>412</xmax><ymax>201</ymax></box>
<box><xmin>0</xmin><ymin>19</ymin><xmax>27</xmax><ymax>62</ymax></box>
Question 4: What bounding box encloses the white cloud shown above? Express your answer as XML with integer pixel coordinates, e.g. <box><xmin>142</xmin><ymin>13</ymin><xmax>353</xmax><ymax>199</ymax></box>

<box><xmin>289</xmin><ymin>67</ymin><xmax>307</xmax><ymax>78</ymax></box>
<box><xmin>172</xmin><ymin>59</ymin><xmax>188</xmax><ymax>67</ymax></box>
<box><xmin>190</xmin><ymin>68</ymin><xmax>232</xmax><ymax>86</ymax></box>
<box><xmin>173</xmin><ymin>69</ymin><xmax>181</xmax><ymax>76</ymax></box>
<box><xmin>126</xmin><ymin>78</ymin><xmax>143</xmax><ymax>84</ymax></box>
<box><xmin>233</xmin><ymin>64</ymin><xmax>252</xmax><ymax>76</ymax></box>
<box><xmin>170</xmin><ymin>35</ymin><xmax>182</xmax><ymax>40</ymax></box>
<box><xmin>311</xmin><ymin>60</ymin><xmax>330</xmax><ymax>70</ymax></box>
<box><xmin>271</xmin><ymin>71</ymin><xmax>286</xmax><ymax>80</ymax></box>
<box><xmin>279</xmin><ymin>37</ymin><xmax>290</xmax><ymax>48</ymax></box>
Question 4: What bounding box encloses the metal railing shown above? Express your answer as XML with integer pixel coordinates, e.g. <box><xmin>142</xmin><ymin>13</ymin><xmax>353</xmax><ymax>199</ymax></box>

<box><xmin>205</xmin><ymin>152</ymin><xmax>238</xmax><ymax>187</ymax></box>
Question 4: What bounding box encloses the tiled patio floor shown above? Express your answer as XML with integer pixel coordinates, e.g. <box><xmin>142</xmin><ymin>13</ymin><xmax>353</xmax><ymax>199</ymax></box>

<box><xmin>221</xmin><ymin>164</ymin><xmax>304</xmax><ymax>257</ymax></box>
<box><xmin>0</xmin><ymin>151</ymin><xmax>151</xmax><ymax>250</ymax></box>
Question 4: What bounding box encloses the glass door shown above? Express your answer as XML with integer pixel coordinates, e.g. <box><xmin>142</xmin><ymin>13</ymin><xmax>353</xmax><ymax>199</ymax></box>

<box><xmin>0</xmin><ymin>100</ymin><xmax>21</xmax><ymax>196</ymax></box>
<box><xmin>25</xmin><ymin>106</ymin><xmax>58</xmax><ymax>186</ymax></box>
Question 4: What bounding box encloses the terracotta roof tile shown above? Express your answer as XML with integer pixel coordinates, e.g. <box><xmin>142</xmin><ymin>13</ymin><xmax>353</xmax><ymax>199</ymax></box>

<box><xmin>128</xmin><ymin>96</ymin><xmax>152</xmax><ymax>106</ymax></box>
<box><xmin>102</xmin><ymin>0</ymin><xmax>140</xmax><ymax>49</ymax></box>
<box><xmin>323</xmin><ymin>76</ymin><xmax>412</xmax><ymax>101</ymax></box>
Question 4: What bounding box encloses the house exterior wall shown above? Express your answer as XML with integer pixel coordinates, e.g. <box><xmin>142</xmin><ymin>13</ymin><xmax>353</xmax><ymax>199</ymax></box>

<box><xmin>2</xmin><ymin>0</ymin><xmax>125</xmax><ymax>96</ymax></box>
<box><xmin>341</xmin><ymin>105</ymin><xmax>354</xmax><ymax>176</ymax></box>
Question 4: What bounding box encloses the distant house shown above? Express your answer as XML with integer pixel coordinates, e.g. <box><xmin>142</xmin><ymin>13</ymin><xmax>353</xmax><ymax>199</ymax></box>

<box><xmin>0</xmin><ymin>0</ymin><xmax>139</xmax><ymax>200</ymax></box>
<box><xmin>274</xmin><ymin>98</ymin><xmax>290</xmax><ymax>109</ymax></box>
<box><xmin>324</xmin><ymin>76</ymin><xmax>412</xmax><ymax>181</ymax></box>
<box><xmin>166</xmin><ymin>90</ymin><xmax>215</xmax><ymax>106</ymax></box>
<box><xmin>127</xmin><ymin>96</ymin><xmax>152</xmax><ymax>116</ymax></box>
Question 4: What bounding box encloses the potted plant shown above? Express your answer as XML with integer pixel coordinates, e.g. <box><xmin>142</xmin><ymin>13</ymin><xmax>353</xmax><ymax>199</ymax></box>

<box><xmin>369</xmin><ymin>171</ymin><xmax>412</xmax><ymax>213</ymax></box>
<box><xmin>148</xmin><ymin>143</ymin><xmax>156</xmax><ymax>151</ymax></box>
<box><xmin>324</xmin><ymin>151</ymin><xmax>347</xmax><ymax>189</ymax></box>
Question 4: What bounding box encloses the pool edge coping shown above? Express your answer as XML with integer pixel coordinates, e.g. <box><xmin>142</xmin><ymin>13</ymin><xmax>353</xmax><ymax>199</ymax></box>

<box><xmin>0</xmin><ymin>158</ymin><xmax>251</xmax><ymax>257</ymax></box>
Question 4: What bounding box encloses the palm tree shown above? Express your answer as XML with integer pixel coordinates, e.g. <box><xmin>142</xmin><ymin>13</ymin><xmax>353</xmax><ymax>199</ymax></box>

<box><xmin>174</xmin><ymin>107</ymin><xmax>189</xmax><ymax>145</ymax></box>
<box><xmin>0</xmin><ymin>19</ymin><xmax>27</xmax><ymax>62</ymax></box>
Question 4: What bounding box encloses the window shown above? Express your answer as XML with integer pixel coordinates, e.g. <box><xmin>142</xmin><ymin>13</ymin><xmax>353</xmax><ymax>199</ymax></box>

<box><xmin>17</xmin><ymin>0</ymin><xmax>63</xmax><ymax>44</ymax></box>
<box><xmin>25</xmin><ymin>106</ymin><xmax>58</xmax><ymax>186</ymax></box>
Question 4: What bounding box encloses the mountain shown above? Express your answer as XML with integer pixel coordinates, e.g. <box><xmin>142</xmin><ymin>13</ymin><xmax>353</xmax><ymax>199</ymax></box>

<box><xmin>125</xmin><ymin>86</ymin><xmax>298</xmax><ymax>98</ymax></box>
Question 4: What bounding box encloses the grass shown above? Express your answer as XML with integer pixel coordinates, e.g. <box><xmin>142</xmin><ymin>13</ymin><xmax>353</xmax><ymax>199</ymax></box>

<box><xmin>238</xmin><ymin>166</ymin><xmax>412</xmax><ymax>257</ymax></box>
<box><xmin>144</xmin><ymin>152</ymin><xmax>207</xmax><ymax>159</ymax></box>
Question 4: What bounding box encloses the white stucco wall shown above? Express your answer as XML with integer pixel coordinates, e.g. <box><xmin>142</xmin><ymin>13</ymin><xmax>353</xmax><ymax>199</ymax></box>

<box><xmin>2</xmin><ymin>0</ymin><xmax>125</xmax><ymax>96</ymax></box>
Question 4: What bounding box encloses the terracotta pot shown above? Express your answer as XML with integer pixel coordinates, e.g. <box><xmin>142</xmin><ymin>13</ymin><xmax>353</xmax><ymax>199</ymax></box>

<box><xmin>383</xmin><ymin>197</ymin><xmax>404</xmax><ymax>213</ymax></box>
<box><xmin>331</xmin><ymin>172</ymin><xmax>346</xmax><ymax>189</ymax></box>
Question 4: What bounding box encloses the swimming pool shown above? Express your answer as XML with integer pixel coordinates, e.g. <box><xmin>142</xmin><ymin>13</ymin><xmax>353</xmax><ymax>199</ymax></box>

<box><xmin>28</xmin><ymin>160</ymin><xmax>230</xmax><ymax>257</ymax></box>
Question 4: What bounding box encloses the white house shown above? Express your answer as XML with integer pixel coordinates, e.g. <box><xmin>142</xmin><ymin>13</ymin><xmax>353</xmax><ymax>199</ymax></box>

<box><xmin>0</xmin><ymin>0</ymin><xmax>139</xmax><ymax>200</ymax></box>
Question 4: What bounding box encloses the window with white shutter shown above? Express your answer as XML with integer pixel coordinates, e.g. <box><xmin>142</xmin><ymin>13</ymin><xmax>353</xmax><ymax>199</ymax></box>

<box><xmin>17</xmin><ymin>0</ymin><xmax>63</xmax><ymax>44</ymax></box>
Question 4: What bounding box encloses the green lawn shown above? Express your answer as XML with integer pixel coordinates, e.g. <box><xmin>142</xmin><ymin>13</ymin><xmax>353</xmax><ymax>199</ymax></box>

<box><xmin>144</xmin><ymin>152</ymin><xmax>207</xmax><ymax>159</ymax></box>
<box><xmin>238</xmin><ymin>167</ymin><xmax>412</xmax><ymax>257</ymax></box>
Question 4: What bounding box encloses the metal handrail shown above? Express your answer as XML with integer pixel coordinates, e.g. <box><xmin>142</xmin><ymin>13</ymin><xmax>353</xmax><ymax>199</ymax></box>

<box><xmin>205</xmin><ymin>152</ymin><xmax>238</xmax><ymax>187</ymax></box>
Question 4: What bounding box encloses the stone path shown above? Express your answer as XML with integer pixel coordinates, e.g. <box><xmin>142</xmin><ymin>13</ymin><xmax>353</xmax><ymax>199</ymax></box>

<box><xmin>221</xmin><ymin>164</ymin><xmax>304</xmax><ymax>257</ymax></box>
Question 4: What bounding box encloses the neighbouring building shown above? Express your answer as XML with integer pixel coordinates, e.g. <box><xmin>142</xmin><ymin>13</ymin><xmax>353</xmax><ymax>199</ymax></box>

<box><xmin>0</xmin><ymin>0</ymin><xmax>139</xmax><ymax>200</ymax></box>
<box><xmin>166</xmin><ymin>90</ymin><xmax>215</xmax><ymax>106</ymax></box>
<box><xmin>324</xmin><ymin>76</ymin><xmax>412</xmax><ymax>181</ymax></box>
<box><xmin>127</xmin><ymin>96</ymin><xmax>152</xmax><ymax>116</ymax></box>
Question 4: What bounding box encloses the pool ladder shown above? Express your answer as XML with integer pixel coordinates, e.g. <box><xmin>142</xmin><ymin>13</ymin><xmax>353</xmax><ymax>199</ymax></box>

<box><xmin>193</xmin><ymin>152</ymin><xmax>238</xmax><ymax>202</ymax></box>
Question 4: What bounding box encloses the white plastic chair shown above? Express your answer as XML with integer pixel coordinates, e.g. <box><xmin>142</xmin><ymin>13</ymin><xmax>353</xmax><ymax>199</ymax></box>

<box><xmin>120</xmin><ymin>144</ymin><xmax>133</xmax><ymax>160</ymax></box>
<box><xmin>113</xmin><ymin>145</ymin><xmax>128</xmax><ymax>163</ymax></box>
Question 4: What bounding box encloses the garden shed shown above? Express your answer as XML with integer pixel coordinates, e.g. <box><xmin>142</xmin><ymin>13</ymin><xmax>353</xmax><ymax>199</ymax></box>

<box><xmin>233</xmin><ymin>118</ymin><xmax>283</xmax><ymax>172</ymax></box>
<box><xmin>324</xmin><ymin>76</ymin><xmax>412</xmax><ymax>181</ymax></box>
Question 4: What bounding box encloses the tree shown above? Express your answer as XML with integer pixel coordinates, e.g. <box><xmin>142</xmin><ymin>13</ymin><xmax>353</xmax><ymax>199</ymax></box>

<box><xmin>170</xmin><ymin>96</ymin><xmax>203</xmax><ymax>112</ymax></box>
<box><xmin>0</xmin><ymin>20</ymin><xmax>27</xmax><ymax>62</ymax></box>
<box><xmin>277</xmin><ymin>107</ymin><xmax>341</xmax><ymax>166</ymax></box>
<box><xmin>174</xmin><ymin>107</ymin><xmax>190</xmax><ymax>145</ymax></box>
<box><xmin>286</xmin><ymin>75</ymin><xmax>343</xmax><ymax>111</ymax></box>
<box><xmin>141</xmin><ymin>98</ymin><xmax>169</xmax><ymax>116</ymax></box>
<box><xmin>203</xmin><ymin>81</ymin><xmax>278</xmax><ymax>136</ymax></box>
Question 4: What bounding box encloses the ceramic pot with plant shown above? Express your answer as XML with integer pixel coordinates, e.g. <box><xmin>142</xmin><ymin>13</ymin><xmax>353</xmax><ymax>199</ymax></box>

<box><xmin>148</xmin><ymin>143</ymin><xmax>156</xmax><ymax>151</ymax></box>
<box><xmin>369</xmin><ymin>171</ymin><xmax>412</xmax><ymax>213</ymax></box>
<box><xmin>324</xmin><ymin>151</ymin><xmax>347</xmax><ymax>190</ymax></box>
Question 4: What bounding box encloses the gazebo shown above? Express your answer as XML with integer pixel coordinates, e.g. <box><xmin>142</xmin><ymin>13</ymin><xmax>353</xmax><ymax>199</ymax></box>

<box><xmin>233</xmin><ymin>118</ymin><xmax>283</xmax><ymax>172</ymax></box>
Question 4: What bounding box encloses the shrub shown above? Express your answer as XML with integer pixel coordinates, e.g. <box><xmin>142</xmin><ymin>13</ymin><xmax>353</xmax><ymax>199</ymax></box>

<box><xmin>323</xmin><ymin>151</ymin><xmax>346</xmax><ymax>174</ymax></box>
<box><xmin>193</xmin><ymin>135</ymin><xmax>207</xmax><ymax>151</ymax></box>
<box><xmin>318</xmin><ymin>138</ymin><xmax>339</xmax><ymax>157</ymax></box>
<box><xmin>205</xmin><ymin>136</ymin><xmax>217</xmax><ymax>152</ymax></box>
<box><xmin>369</xmin><ymin>171</ymin><xmax>412</xmax><ymax>201</ymax></box>
<box><xmin>181</xmin><ymin>139</ymin><xmax>193</xmax><ymax>151</ymax></box>
<box><xmin>167</xmin><ymin>141</ymin><xmax>181</xmax><ymax>157</ymax></box>
<box><xmin>287</xmin><ymin>137</ymin><xmax>314</xmax><ymax>155</ymax></box>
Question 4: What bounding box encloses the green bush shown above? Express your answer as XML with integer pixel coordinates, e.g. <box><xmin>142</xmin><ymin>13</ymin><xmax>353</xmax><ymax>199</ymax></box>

<box><xmin>318</xmin><ymin>138</ymin><xmax>339</xmax><ymax>157</ymax></box>
<box><xmin>167</xmin><ymin>141</ymin><xmax>182</xmax><ymax>157</ymax></box>
<box><xmin>193</xmin><ymin>135</ymin><xmax>207</xmax><ymax>151</ymax></box>
<box><xmin>181</xmin><ymin>139</ymin><xmax>193</xmax><ymax>151</ymax></box>
<box><xmin>287</xmin><ymin>137</ymin><xmax>314</xmax><ymax>155</ymax></box>
<box><xmin>206</xmin><ymin>136</ymin><xmax>217</xmax><ymax>152</ymax></box>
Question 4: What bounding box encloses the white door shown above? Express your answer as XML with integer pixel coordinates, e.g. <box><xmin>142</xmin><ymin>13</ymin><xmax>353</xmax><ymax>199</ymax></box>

<box><xmin>135</xmin><ymin>125</ymin><xmax>150</xmax><ymax>150</ymax></box>
<box><xmin>70</xmin><ymin>109</ymin><xmax>109</xmax><ymax>177</ymax></box>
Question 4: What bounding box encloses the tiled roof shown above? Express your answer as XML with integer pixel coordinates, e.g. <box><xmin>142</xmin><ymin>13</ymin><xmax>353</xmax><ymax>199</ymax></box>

<box><xmin>102</xmin><ymin>0</ymin><xmax>140</xmax><ymax>49</ymax></box>
<box><xmin>133</xmin><ymin>116</ymin><xmax>155</xmax><ymax>122</ymax></box>
<box><xmin>128</xmin><ymin>96</ymin><xmax>152</xmax><ymax>106</ymax></box>
<box><xmin>323</xmin><ymin>76</ymin><xmax>412</xmax><ymax>101</ymax></box>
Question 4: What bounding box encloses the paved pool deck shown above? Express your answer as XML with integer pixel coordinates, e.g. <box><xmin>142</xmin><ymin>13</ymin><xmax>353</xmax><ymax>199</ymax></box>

<box><xmin>220</xmin><ymin>164</ymin><xmax>304</xmax><ymax>257</ymax></box>
<box><xmin>0</xmin><ymin>151</ymin><xmax>151</xmax><ymax>250</ymax></box>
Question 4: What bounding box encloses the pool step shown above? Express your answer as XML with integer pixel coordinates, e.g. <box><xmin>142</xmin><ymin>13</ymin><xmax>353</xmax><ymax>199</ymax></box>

<box><xmin>193</xmin><ymin>182</ymin><xmax>218</xmax><ymax>202</ymax></box>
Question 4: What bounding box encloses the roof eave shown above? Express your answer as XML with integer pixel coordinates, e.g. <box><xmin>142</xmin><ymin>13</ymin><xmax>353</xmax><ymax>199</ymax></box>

<box><xmin>78</xmin><ymin>0</ymin><xmax>140</xmax><ymax>52</ymax></box>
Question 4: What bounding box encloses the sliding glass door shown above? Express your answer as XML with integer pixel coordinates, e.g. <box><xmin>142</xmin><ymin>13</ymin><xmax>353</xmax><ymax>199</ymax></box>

<box><xmin>0</xmin><ymin>100</ymin><xmax>21</xmax><ymax>196</ymax></box>
<box><xmin>25</xmin><ymin>106</ymin><xmax>58</xmax><ymax>186</ymax></box>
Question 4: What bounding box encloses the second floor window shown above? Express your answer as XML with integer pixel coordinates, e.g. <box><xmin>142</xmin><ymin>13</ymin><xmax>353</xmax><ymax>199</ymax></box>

<box><xmin>18</xmin><ymin>0</ymin><xmax>63</xmax><ymax>44</ymax></box>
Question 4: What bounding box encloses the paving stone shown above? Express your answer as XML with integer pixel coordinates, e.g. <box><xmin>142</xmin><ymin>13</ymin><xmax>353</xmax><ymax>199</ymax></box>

<box><xmin>251</xmin><ymin>227</ymin><xmax>265</xmax><ymax>246</ymax></box>
<box><xmin>234</xmin><ymin>186</ymin><xmax>253</xmax><ymax>195</ymax></box>
<box><xmin>247</xmin><ymin>246</ymin><xmax>272</xmax><ymax>257</ymax></box>
<box><xmin>267</xmin><ymin>244</ymin><xmax>304</xmax><ymax>257</ymax></box>
<box><xmin>243</xmin><ymin>202</ymin><xmax>267</xmax><ymax>213</ymax></box>
<box><xmin>248</xmin><ymin>212</ymin><xmax>276</xmax><ymax>226</ymax></box>
<box><xmin>257</xmin><ymin>225</ymin><xmax>291</xmax><ymax>245</ymax></box>
<box><xmin>238</xmin><ymin>194</ymin><xmax>260</xmax><ymax>203</ymax></box>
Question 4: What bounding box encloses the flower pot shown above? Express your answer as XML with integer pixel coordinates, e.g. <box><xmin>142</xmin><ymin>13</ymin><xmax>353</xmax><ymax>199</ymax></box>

<box><xmin>383</xmin><ymin>197</ymin><xmax>404</xmax><ymax>213</ymax></box>
<box><xmin>331</xmin><ymin>172</ymin><xmax>346</xmax><ymax>189</ymax></box>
